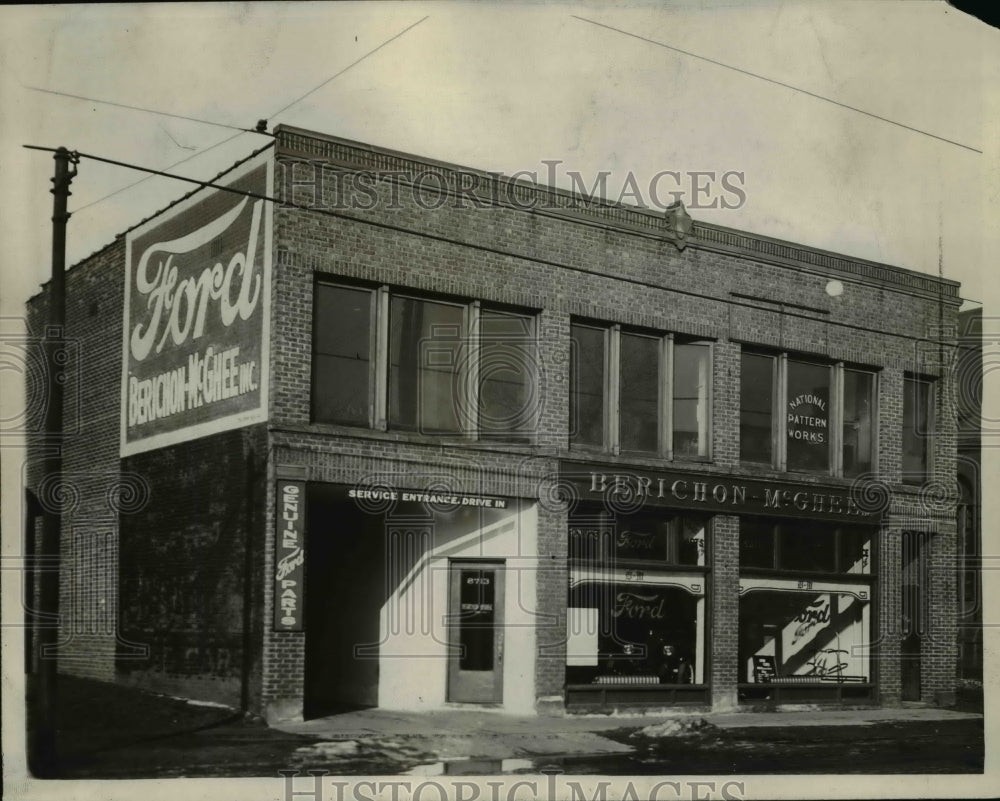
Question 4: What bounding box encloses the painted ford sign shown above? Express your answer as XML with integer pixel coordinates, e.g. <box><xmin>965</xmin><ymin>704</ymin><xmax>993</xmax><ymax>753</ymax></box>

<box><xmin>120</xmin><ymin>151</ymin><xmax>272</xmax><ymax>456</ymax></box>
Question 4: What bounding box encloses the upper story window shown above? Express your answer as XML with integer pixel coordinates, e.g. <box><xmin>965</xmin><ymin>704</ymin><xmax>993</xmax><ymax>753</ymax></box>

<box><xmin>313</xmin><ymin>280</ymin><xmax>537</xmax><ymax>442</ymax></box>
<box><xmin>570</xmin><ymin>321</ymin><xmax>712</xmax><ymax>460</ymax></box>
<box><xmin>739</xmin><ymin>349</ymin><xmax>876</xmax><ymax>477</ymax></box>
<box><xmin>902</xmin><ymin>375</ymin><xmax>934</xmax><ymax>485</ymax></box>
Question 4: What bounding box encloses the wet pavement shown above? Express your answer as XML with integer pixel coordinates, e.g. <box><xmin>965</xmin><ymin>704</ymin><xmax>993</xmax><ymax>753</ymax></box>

<box><xmin>32</xmin><ymin>677</ymin><xmax>985</xmax><ymax>778</ymax></box>
<box><xmin>273</xmin><ymin>706</ymin><xmax>985</xmax><ymax>777</ymax></box>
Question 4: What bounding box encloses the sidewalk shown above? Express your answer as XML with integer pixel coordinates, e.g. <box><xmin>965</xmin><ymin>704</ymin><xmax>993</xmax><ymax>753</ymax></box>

<box><xmin>276</xmin><ymin>703</ymin><xmax>982</xmax><ymax>737</ymax></box>
<box><xmin>272</xmin><ymin>704</ymin><xmax>983</xmax><ymax>767</ymax></box>
<box><xmin>32</xmin><ymin>675</ymin><xmax>984</xmax><ymax>778</ymax></box>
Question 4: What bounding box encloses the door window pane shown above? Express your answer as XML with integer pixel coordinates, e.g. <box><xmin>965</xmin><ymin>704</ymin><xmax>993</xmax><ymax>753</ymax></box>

<box><xmin>786</xmin><ymin>360</ymin><xmax>831</xmax><ymax>473</ymax></box>
<box><xmin>673</xmin><ymin>342</ymin><xmax>711</xmax><ymax>458</ymax></box>
<box><xmin>571</xmin><ymin>324</ymin><xmax>606</xmax><ymax>447</ymax></box>
<box><xmin>740</xmin><ymin>353</ymin><xmax>774</xmax><ymax>464</ymax></box>
<box><xmin>313</xmin><ymin>284</ymin><xmax>372</xmax><ymax>425</ymax></box>
<box><xmin>903</xmin><ymin>377</ymin><xmax>932</xmax><ymax>484</ymax></box>
<box><xmin>389</xmin><ymin>296</ymin><xmax>464</xmax><ymax>433</ymax></box>
<box><xmin>619</xmin><ymin>333</ymin><xmax>660</xmax><ymax>453</ymax></box>
<box><xmin>479</xmin><ymin>311</ymin><xmax>535</xmax><ymax>442</ymax></box>
<box><xmin>458</xmin><ymin>570</ymin><xmax>495</xmax><ymax>671</ymax></box>
<box><xmin>843</xmin><ymin>370</ymin><xmax>875</xmax><ymax>477</ymax></box>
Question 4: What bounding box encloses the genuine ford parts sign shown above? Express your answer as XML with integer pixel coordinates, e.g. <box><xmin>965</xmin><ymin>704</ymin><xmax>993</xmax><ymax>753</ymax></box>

<box><xmin>121</xmin><ymin>151</ymin><xmax>272</xmax><ymax>456</ymax></box>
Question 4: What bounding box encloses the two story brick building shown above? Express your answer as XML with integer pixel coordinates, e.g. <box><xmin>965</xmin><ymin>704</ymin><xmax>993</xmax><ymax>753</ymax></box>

<box><xmin>27</xmin><ymin>126</ymin><xmax>964</xmax><ymax>720</ymax></box>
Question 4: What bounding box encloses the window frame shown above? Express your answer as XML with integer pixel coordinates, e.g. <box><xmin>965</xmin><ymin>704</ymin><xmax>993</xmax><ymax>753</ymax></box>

<box><xmin>310</xmin><ymin>280</ymin><xmax>379</xmax><ymax>428</ymax></box>
<box><xmin>311</xmin><ymin>278</ymin><xmax>538</xmax><ymax>442</ymax></box>
<box><xmin>739</xmin><ymin>348</ymin><xmax>879</xmax><ymax>478</ymax></box>
<box><xmin>738</xmin><ymin>518</ymin><xmax>877</xmax><ymax>578</ymax></box>
<box><xmin>902</xmin><ymin>373</ymin><xmax>935</xmax><ymax>486</ymax></box>
<box><xmin>570</xmin><ymin>320</ymin><xmax>714</xmax><ymax>461</ymax></box>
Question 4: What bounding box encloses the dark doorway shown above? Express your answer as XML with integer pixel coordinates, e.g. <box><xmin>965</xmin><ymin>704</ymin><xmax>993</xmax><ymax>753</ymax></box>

<box><xmin>304</xmin><ymin>487</ymin><xmax>387</xmax><ymax>718</ymax></box>
<box><xmin>900</xmin><ymin>531</ymin><xmax>927</xmax><ymax>702</ymax></box>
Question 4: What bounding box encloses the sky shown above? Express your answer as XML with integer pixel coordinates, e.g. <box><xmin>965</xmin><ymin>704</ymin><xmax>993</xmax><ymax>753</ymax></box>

<box><xmin>0</xmin><ymin>1</ymin><xmax>994</xmax><ymax>312</ymax></box>
<box><xmin>1</xmin><ymin>1</ymin><xmax>998</xmax><ymax>797</ymax></box>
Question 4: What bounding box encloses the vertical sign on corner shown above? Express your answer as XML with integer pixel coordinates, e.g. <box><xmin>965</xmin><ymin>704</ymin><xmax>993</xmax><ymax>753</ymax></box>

<box><xmin>274</xmin><ymin>481</ymin><xmax>306</xmax><ymax>631</ymax></box>
<box><xmin>120</xmin><ymin>150</ymin><xmax>273</xmax><ymax>457</ymax></box>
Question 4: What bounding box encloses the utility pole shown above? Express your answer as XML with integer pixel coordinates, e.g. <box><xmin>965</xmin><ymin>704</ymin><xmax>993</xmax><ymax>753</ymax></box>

<box><xmin>29</xmin><ymin>146</ymin><xmax>77</xmax><ymax>775</ymax></box>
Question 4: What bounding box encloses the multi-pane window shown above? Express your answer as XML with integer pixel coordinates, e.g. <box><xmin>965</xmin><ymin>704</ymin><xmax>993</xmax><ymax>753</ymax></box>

<box><xmin>313</xmin><ymin>281</ymin><xmax>536</xmax><ymax>441</ymax></box>
<box><xmin>738</xmin><ymin>518</ymin><xmax>874</xmax><ymax>689</ymax></box>
<box><xmin>902</xmin><ymin>375</ymin><xmax>934</xmax><ymax>484</ymax></box>
<box><xmin>567</xmin><ymin>511</ymin><xmax>709</xmax><ymax>687</ymax></box>
<box><xmin>739</xmin><ymin>350</ymin><xmax>877</xmax><ymax>477</ymax></box>
<box><xmin>570</xmin><ymin>322</ymin><xmax>712</xmax><ymax>459</ymax></box>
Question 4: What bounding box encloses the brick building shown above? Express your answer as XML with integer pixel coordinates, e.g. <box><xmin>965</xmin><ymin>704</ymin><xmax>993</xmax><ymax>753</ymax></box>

<box><xmin>26</xmin><ymin>126</ymin><xmax>965</xmax><ymax>720</ymax></box>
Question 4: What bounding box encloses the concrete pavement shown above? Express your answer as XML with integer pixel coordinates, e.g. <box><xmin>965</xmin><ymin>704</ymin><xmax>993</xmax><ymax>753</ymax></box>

<box><xmin>273</xmin><ymin>705</ymin><xmax>983</xmax><ymax>768</ymax></box>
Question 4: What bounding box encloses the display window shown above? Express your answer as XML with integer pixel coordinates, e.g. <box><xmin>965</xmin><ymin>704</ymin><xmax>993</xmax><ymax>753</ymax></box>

<box><xmin>566</xmin><ymin>511</ymin><xmax>709</xmax><ymax>691</ymax></box>
<box><xmin>738</xmin><ymin>517</ymin><xmax>876</xmax><ymax>700</ymax></box>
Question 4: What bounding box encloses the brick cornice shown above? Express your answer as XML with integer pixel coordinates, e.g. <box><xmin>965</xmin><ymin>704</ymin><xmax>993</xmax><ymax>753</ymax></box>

<box><xmin>274</xmin><ymin>125</ymin><xmax>961</xmax><ymax>305</ymax></box>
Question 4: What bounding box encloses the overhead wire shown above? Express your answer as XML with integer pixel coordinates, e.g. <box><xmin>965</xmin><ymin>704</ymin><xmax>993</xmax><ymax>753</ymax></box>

<box><xmin>571</xmin><ymin>14</ymin><xmax>983</xmax><ymax>155</ymax></box>
<box><xmin>23</xmin><ymin>143</ymin><xmax>964</xmax><ymax>346</ymax></box>
<box><xmin>23</xmin><ymin>85</ymin><xmax>265</xmax><ymax>135</ymax></box>
<box><xmin>58</xmin><ymin>14</ymin><xmax>430</xmax><ymax>216</ymax></box>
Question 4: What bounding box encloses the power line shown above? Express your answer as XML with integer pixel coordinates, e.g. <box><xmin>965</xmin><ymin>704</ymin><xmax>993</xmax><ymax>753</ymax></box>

<box><xmin>270</xmin><ymin>15</ymin><xmax>429</xmax><ymax>119</ymax></box>
<box><xmin>63</xmin><ymin>15</ymin><xmax>429</xmax><ymax>216</ymax></box>
<box><xmin>70</xmin><ymin>131</ymin><xmax>249</xmax><ymax>214</ymax></box>
<box><xmin>23</xmin><ymin>84</ymin><xmax>266</xmax><ymax>135</ymax></box>
<box><xmin>572</xmin><ymin>14</ymin><xmax>982</xmax><ymax>155</ymax></box>
<box><xmin>23</xmin><ymin>143</ymin><xmax>964</xmax><ymax>343</ymax></box>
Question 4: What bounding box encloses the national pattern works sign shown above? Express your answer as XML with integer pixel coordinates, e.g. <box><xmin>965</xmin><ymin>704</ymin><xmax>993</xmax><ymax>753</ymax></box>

<box><xmin>120</xmin><ymin>151</ymin><xmax>273</xmax><ymax>456</ymax></box>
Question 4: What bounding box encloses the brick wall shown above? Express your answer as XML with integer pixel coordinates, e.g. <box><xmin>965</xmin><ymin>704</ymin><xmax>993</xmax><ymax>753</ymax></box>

<box><xmin>264</xmin><ymin>129</ymin><xmax>961</xmax><ymax>713</ymax></box>
<box><xmin>26</xmin><ymin>239</ymin><xmax>125</xmax><ymax>682</ymax></box>
<box><xmin>119</xmin><ymin>425</ymin><xmax>267</xmax><ymax>708</ymax></box>
<box><xmin>711</xmin><ymin>515</ymin><xmax>740</xmax><ymax>709</ymax></box>
<box><xmin>26</xmin><ymin>128</ymin><xmax>963</xmax><ymax>716</ymax></box>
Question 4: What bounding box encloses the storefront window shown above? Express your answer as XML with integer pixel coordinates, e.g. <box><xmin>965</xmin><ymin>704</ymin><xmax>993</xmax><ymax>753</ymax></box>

<box><xmin>567</xmin><ymin>582</ymin><xmax>702</xmax><ymax>685</ymax></box>
<box><xmin>839</xmin><ymin>527</ymin><xmax>873</xmax><ymax>575</ymax></box>
<box><xmin>739</xmin><ymin>588</ymin><xmax>871</xmax><ymax>684</ymax></box>
<box><xmin>570</xmin><ymin>324</ymin><xmax>607</xmax><ymax>448</ymax></box>
<box><xmin>569</xmin><ymin>512</ymin><xmax>707</xmax><ymax>568</ymax></box>
<box><xmin>567</xmin><ymin>511</ymin><xmax>709</xmax><ymax>690</ymax></box>
<box><xmin>313</xmin><ymin>283</ymin><xmax>372</xmax><ymax>425</ymax></box>
<box><xmin>903</xmin><ymin>375</ymin><xmax>933</xmax><ymax>484</ymax></box>
<box><xmin>739</xmin><ymin>519</ymin><xmax>871</xmax><ymax>575</ymax></box>
<box><xmin>739</xmin><ymin>519</ymin><xmax>775</xmax><ymax>569</ymax></box>
<box><xmin>779</xmin><ymin>527</ymin><xmax>837</xmax><ymax>573</ymax></box>
<box><xmin>739</xmin><ymin>518</ymin><xmax>874</xmax><ymax>696</ymax></box>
